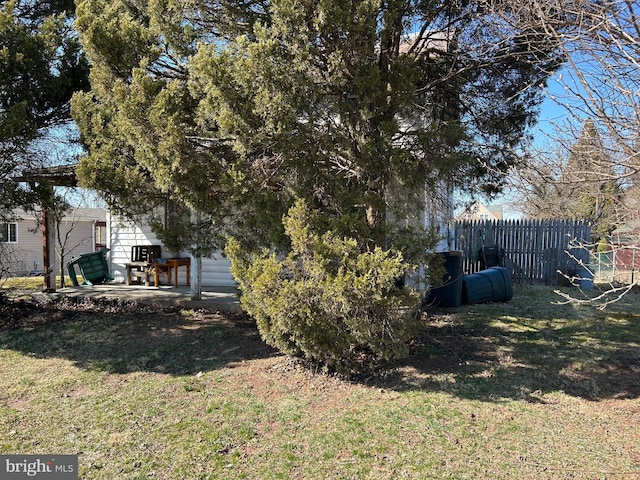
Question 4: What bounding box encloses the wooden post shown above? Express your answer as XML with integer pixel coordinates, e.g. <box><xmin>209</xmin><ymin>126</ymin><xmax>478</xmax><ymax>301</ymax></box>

<box><xmin>41</xmin><ymin>205</ymin><xmax>56</xmax><ymax>292</ymax></box>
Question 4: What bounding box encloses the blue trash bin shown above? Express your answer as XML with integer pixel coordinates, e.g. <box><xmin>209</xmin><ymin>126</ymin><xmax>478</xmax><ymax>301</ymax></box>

<box><xmin>429</xmin><ymin>251</ymin><xmax>464</xmax><ymax>307</ymax></box>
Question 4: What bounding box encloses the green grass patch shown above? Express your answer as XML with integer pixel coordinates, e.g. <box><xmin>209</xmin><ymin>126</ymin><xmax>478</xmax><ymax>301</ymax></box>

<box><xmin>1</xmin><ymin>276</ymin><xmax>79</xmax><ymax>292</ymax></box>
<box><xmin>1</xmin><ymin>276</ymin><xmax>46</xmax><ymax>290</ymax></box>
<box><xmin>1</xmin><ymin>286</ymin><xmax>639</xmax><ymax>478</ymax></box>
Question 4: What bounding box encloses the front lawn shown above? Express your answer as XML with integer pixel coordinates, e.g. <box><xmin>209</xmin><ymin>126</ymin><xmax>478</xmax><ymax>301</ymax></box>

<box><xmin>1</xmin><ymin>286</ymin><xmax>639</xmax><ymax>479</ymax></box>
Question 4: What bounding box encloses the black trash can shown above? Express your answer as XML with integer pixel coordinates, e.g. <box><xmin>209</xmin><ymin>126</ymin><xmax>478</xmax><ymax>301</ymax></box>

<box><xmin>429</xmin><ymin>251</ymin><xmax>464</xmax><ymax>307</ymax></box>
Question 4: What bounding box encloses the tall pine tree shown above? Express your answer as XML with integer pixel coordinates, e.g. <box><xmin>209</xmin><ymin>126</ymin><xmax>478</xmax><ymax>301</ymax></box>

<box><xmin>72</xmin><ymin>0</ymin><xmax>564</xmax><ymax>368</ymax></box>
<box><xmin>529</xmin><ymin>120</ymin><xmax>622</xmax><ymax>240</ymax></box>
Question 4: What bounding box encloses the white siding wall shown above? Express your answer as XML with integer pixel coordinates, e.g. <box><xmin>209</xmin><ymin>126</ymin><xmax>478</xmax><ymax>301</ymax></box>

<box><xmin>5</xmin><ymin>219</ymin><xmax>43</xmax><ymax>274</ymax></box>
<box><xmin>200</xmin><ymin>254</ymin><xmax>236</xmax><ymax>287</ymax></box>
<box><xmin>424</xmin><ymin>180</ymin><xmax>455</xmax><ymax>252</ymax></box>
<box><xmin>107</xmin><ymin>213</ymin><xmax>235</xmax><ymax>286</ymax></box>
<box><xmin>107</xmin><ymin>214</ymin><xmax>161</xmax><ymax>284</ymax></box>
<box><xmin>4</xmin><ymin>214</ymin><xmax>98</xmax><ymax>276</ymax></box>
<box><xmin>56</xmin><ymin>218</ymin><xmax>98</xmax><ymax>277</ymax></box>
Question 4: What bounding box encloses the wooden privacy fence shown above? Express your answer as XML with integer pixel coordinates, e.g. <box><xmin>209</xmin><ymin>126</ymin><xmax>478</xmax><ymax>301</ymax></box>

<box><xmin>454</xmin><ymin>219</ymin><xmax>592</xmax><ymax>285</ymax></box>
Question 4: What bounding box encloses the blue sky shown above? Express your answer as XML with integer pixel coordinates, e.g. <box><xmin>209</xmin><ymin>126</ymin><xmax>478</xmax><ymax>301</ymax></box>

<box><xmin>531</xmin><ymin>68</ymin><xmax>587</xmax><ymax>147</ymax></box>
<box><xmin>483</xmin><ymin>69</ymin><xmax>588</xmax><ymax>219</ymax></box>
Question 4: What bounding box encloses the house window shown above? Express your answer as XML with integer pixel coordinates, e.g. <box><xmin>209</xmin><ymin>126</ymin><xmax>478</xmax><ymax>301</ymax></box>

<box><xmin>95</xmin><ymin>221</ymin><xmax>107</xmax><ymax>251</ymax></box>
<box><xmin>0</xmin><ymin>223</ymin><xmax>18</xmax><ymax>243</ymax></box>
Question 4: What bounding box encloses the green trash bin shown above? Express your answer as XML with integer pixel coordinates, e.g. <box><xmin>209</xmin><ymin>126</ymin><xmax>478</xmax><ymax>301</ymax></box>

<box><xmin>67</xmin><ymin>248</ymin><xmax>114</xmax><ymax>286</ymax></box>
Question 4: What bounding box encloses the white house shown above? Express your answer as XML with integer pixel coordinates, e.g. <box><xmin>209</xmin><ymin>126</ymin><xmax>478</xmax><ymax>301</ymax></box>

<box><xmin>105</xmin><ymin>212</ymin><xmax>235</xmax><ymax>287</ymax></box>
<box><xmin>105</xmin><ymin>181</ymin><xmax>453</xmax><ymax>293</ymax></box>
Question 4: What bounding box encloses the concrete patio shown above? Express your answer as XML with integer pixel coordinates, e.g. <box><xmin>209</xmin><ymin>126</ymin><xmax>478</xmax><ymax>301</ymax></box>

<box><xmin>51</xmin><ymin>283</ymin><xmax>242</xmax><ymax>312</ymax></box>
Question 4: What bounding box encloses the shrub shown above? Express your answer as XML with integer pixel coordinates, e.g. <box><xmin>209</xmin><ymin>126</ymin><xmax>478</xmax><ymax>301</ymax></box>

<box><xmin>227</xmin><ymin>200</ymin><xmax>422</xmax><ymax>372</ymax></box>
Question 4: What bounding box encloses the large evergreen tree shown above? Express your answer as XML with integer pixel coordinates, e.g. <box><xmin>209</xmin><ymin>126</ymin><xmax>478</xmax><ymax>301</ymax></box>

<box><xmin>562</xmin><ymin>119</ymin><xmax>621</xmax><ymax>239</ymax></box>
<box><xmin>72</xmin><ymin>0</ymin><xmax>563</xmax><ymax>367</ymax></box>
<box><xmin>0</xmin><ymin>0</ymin><xmax>89</xmax><ymax>215</ymax></box>
<box><xmin>72</xmin><ymin>0</ymin><xmax>562</xmax><ymax>254</ymax></box>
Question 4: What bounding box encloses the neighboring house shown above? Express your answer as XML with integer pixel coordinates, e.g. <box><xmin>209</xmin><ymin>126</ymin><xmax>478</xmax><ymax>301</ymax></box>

<box><xmin>455</xmin><ymin>202</ymin><xmax>503</xmax><ymax>221</ymax></box>
<box><xmin>106</xmin><ymin>212</ymin><xmax>235</xmax><ymax>287</ymax></box>
<box><xmin>1</xmin><ymin>208</ymin><xmax>106</xmax><ymax>276</ymax></box>
<box><xmin>600</xmin><ymin>223</ymin><xmax>640</xmax><ymax>283</ymax></box>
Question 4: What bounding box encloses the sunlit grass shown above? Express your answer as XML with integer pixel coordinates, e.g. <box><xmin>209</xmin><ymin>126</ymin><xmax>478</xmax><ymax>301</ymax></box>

<box><xmin>1</xmin><ymin>286</ymin><xmax>639</xmax><ymax>478</ymax></box>
<box><xmin>1</xmin><ymin>276</ymin><xmax>79</xmax><ymax>291</ymax></box>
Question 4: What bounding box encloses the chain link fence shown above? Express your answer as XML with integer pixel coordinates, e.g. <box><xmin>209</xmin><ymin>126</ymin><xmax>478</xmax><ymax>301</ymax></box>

<box><xmin>591</xmin><ymin>248</ymin><xmax>639</xmax><ymax>284</ymax></box>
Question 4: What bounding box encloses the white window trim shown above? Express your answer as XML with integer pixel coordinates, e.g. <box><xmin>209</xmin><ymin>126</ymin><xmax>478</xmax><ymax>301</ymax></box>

<box><xmin>1</xmin><ymin>222</ymin><xmax>18</xmax><ymax>243</ymax></box>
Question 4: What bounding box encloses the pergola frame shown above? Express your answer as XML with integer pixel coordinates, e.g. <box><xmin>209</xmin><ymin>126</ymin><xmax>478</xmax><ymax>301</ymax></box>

<box><xmin>12</xmin><ymin>164</ymin><xmax>78</xmax><ymax>292</ymax></box>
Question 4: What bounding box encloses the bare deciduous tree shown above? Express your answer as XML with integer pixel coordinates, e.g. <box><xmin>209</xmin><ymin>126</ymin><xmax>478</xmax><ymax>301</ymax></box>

<box><xmin>505</xmin><ymin>0</ymin><xmax>640</xmax><ymax>305</ymax></box>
